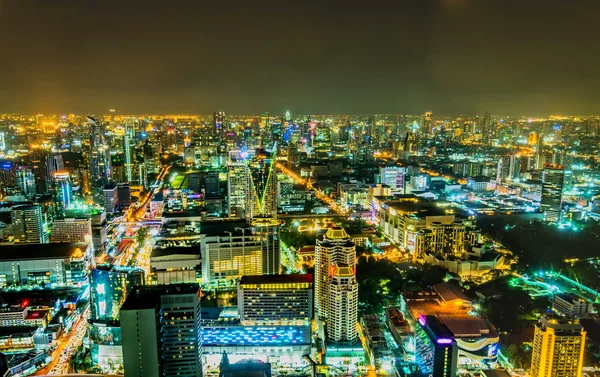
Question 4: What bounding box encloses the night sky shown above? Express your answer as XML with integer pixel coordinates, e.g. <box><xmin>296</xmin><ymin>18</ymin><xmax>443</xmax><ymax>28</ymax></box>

<box><xmin>1</xmin><ymin>0</ymin><xmax>599</xmax><ymax>115</ymax></box>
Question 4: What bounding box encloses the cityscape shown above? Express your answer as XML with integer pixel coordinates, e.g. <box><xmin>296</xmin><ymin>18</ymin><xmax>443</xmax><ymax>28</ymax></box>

<box><xmin>1</xmin><ymin>2</ymin><xmax>600</xmax><ymax>377</ymax></box>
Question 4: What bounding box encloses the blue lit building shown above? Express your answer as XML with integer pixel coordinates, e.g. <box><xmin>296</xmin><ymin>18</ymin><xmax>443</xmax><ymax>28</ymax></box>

<box><xmin>415</xmin><ymin>315</ymin><xmax>458</xmax><ymax>377</ymax></box>
<box><xmin>89</xmin><ymin>265</ymin><xmax>145</xmax><ymax>370</ymax></box>
<box><xmin>51</xmin><ymin>172</ymin><xmax>72</xmax><ymax>219</ymax></box>
<box><xmin>200</xmin><ymin>307</ymin><xmax>311</xmax><ymax>367</ymax></box>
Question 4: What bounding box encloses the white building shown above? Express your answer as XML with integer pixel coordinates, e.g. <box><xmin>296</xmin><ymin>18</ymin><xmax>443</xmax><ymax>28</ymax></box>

<box><xmin>379</xmin><ymin>166</ymin><xmax>406</xmax><ymax>190</ymax></box>
<box><xmin>552</xmin><ymin>293</ymin><xmax>593</xmax><ymax>319</ymax></box>
<box><xmin>50</xmin><ymin>218</ymin><xmax>92</xmax><ymax>243</ymax></box>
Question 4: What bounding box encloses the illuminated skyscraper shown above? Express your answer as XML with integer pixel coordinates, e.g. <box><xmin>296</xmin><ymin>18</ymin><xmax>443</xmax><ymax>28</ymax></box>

<box><xmin>213</xmin><ymin>111</ymin><xmax>225</xmax><ymax>138</ymax></box>
<box><xmin>45</xmin><ymin>154</ymin><xmax>64</xmax><ymax>194</ymax></box>
<box><xmin>227</xmin><ymin>150</ymin><xmax>250</xmax><ymax>219</ymax></box>
<box><xmin>246</xmin><ymin>148</ymin><xmax>278</xmax><ymax>220</ymax></box>
<box><xmin>530</xmin><ymin>316</ymin><xmax>585</xmax><ymax>377</ymax></box>
<box><xmin>88</xmin><ymin>115</ymin><xmax>111</xmax><ymax>188</ymax></box>
<box><xmin>15</xmin><ymin>167</ymin><xmax>36</xmax><ymax>198</ymax></box>
<box><xmin>415</xmin><ymin>315</ymin><xmax>458</xmax><ymax>377</ymax></box>
<box><xmin>535</xmin><ymin>133</ymin><xmax>545</xmax><ymax>170</ymax></box>
<box><xmin>0</xmin><ymin>132</ymin><xmax>5</xmax><ymax>150</ymax></box>
<box><xmin>124</xmin><ymin>120</ymin><xmax>135</xmax><ymax>183</ymax></box>
<box><xmin>89</xmin><ymin>265</ymin><xmax>145</xmax><ymax>369</ymax></box>
<box><xmin>315</xmin><ymin>226</ymin><xmax>358</xmax><ymax>342</ymax></box>
<box><xmin>541</xmin><ymin>164</ymin><xmax>565</xmax><ymax>222</ymax></box>
<box><xmin>52</xmin><ymin>172</ymin><xmax>72</xmax><ymax>219</ymax></box>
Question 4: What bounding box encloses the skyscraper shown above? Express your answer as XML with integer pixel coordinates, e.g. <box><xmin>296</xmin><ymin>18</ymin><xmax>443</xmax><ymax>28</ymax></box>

<box><xmin>44</xmin><ymin>153</ymin><xmax>64</xmax><ymax>194</ymax></box>
<box><xmin>52</xmin><ymin>172</ymin><xmax>72</xmax><ymax>219</ymax></box>
<box><xmin>246</xmin><ymin>148</ymin><xmax>278</xmax><ymax>221</ymax></box>
<box><xmin>213</xmin><ymin>111</ymin><xmax>225</xmax><ymax>138</ymax></box>
<box><xmin>415</xmin><ymin>315</ymin><xmax>458</xmax><ymax>377</ymax></box>
<box><xmin>227</xmin><ymin>150</ymin><xmax>250</xmax><ymax>219</ymax></box>
<box><xmin>535</xmin><ymin>133</ymin><xmax>545</xmax><ymax>170</ymax></box>
<box><xmin>10</xmin><ymin>205</ymin><xmax>48</xmax><ymax>243</ymax></box>
<box><xmin>315</xmin><ymin>226</ymin><xmax>358</xmax><ymax>342</ymax></box>
<box><xmin>120</xmin><ymin>284</ymin><xmax>201</xmax><ymax>377</ymax></box>
<box><xmin>124</xmin><ymin>119</ymin><xmax>135</xmax><ymax>183</ymax></box>
<box><xmin>541</xmin><ymin>164</ymin><xmax>565</xmax><ymax>222</ymax></box>
<box><xmin>88</xmin><ymin>115</ymin><xmax>111</xmax><ymax>189</ymax></box>
<box><xmin>530</xmin><ymin>316</ymin><xmax>586</xmax><ymax>377</ymax></box>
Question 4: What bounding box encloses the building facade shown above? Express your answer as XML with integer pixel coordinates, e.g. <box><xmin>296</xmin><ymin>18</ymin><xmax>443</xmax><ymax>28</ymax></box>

<box><xmin>50</xmin><ymin>218</ymin><xmax>92</xmax><ymax>243</ymax></box>
<box><xmin>530</xmin><ymin>316</ymin><xmax>585</xmax><ymax>377</ymax></box>
<box><xmin>237</xmin><ymin>274</ymin><xmax>313</xmax><ymax>324</ymax></box>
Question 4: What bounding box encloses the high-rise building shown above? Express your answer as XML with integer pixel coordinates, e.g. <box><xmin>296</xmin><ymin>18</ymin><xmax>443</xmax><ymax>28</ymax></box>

<box><xmin>496</xmin><ymin>155</ymin><xmax>521</xmax><ymax>183</ymax></box>
<box><xmin>124</xmin><ymin>120</ymin><xmax>135</xmax><ymax>183</ymax></box>
<box><xmin>90</xmin><ymin>265</ymin><xmax>145</xmax><ymax>323</ymax></box>
<box><xmin>237</xmin><ymin>274</ymin><xmax>313</xmax><ymax>324</ymax></box>
<box><xmin>10</xmin><ymin>205</ymin><xmax>48</xmax><ymax>243</ymax></box>
<box><xmin>530</xmin><ymin>316</ymin><xmax>586</xmax><ymax>377</ymax></box>
<box><xmin>45</xmin><ymin>154</ymin><xmax>64</xmax><ymax>194</ymax></box>
<box><xmin>541</xmin><ymin>164</ymin><xmax>565</xmax><ymax>222</ymax></box>
<box><xmin>51</xmin><ymin>172</ymin><xmax>72</xmax><ymax>219</ymax></box>
<box><xmin>214</xmin><ymin>111</ymin><xmax>225</xmax><ymax>138</ymax></box>
<box><xmin>50</xmin><ymin>218</ymin><xmax>92</xmax><ymax>243</ymax></box>
<box><xmin>247</xmin><ymin>148</ymin><xmax>278</xmax><ymax>221</ymax></box>
<box><xmin>103</xmin><ymin>184</ymin><xmax>119</xmax><ymax>214</ymax></box>
<box><xmin>200</xmin><ymin>221</ymin><xmax>279</xmax><ymax>282</ymax></box>
<box><xmin>14</xmin><ymin>167</ymin><xmax>36</xmax><ymax>198</ymax></box>
<box><xmin>315</xmin><ymin>226</ymin><xmax>358</xmax><ymax>342</ymax></box>
<box><xmin>227</xmin><ymin>150</ymin><xmax>250</xmax><ymax>219</ymax></box>
<box><xmin>535</xmin><ymin>133</ymin><xmax>545</xmax><ymax>170</ymax></box>
<box><xmin>415</xmin><ymin>315</ymin><xmax>458</xmax><ymax>377</ymax></box>
<box><xmin>120</xmin><ymin>284</ymin><xmax>201</xmax><ymax>377</ymax></box>
<box><xmin>88</xmin><ymin>115</ymin><xmax>111</xmax><ymax>189</ymax></box>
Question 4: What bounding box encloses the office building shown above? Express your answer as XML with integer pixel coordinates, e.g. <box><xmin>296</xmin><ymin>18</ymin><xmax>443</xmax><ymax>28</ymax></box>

<box><xmin>237</xmin><ymin>274</ymin><xmax>313</xmax><ymax>324</ymax></box>
<box><xmin>10</xmin><ymin>205</ymin><xmax>48</xmax><ymax>244</ymax></box>
<box><xmin>103</xmin><ymin>184</ymin><xmax>118</xmax><ymax>214</ymax></box>
<box><xmin>227</xmin><ymin>150</ymin><xmax>250</xmax><ymax>219</ymax></box>
<box><xmin>49</xmin><ymin>218</ymin><xmax>92</xmax><ymax>243</ymax></box>
<box><xmin>315</xmin><ymin>226</ymin><xmax>358</xmax><ymax>342</ymax></box>
<box><xmin>117</xmin><ymin>183</ymin><xmax>131</xmax><ymax>208</ymax></box>
<box><xmin>51</xmin><ymin>172</ymin><xmax>72</xmax><ymax>219</ymax></box>
<box><xmin>379</xmin><ymin>166</ymin><xmax>405</xmax><ymax>190</ymax></box>
<box><xmin>415</xmin><ymin>315</ymin><xmax>458</xmax><ymax>377</ymax></box>
<box><xmin>14</xmin><ymin>167</ymin><xmax>36</xmax><ymax>199</ymax></box>
<box><xmin>530</xmin><ymin>316</ymin><xmax>586</xmax><ymax>377</ymax></box>
<box><xmin>552</xmin><ymin>293</ymin><xmax>593</xmax><ymax>320</ymax></box>
<box><xmin>88</xmin><ymin>115</ymin><xmax>111</xmax><ymax>188</ymax></box>
<box><xmin>214</xmin><ymin>111</ymin><xmax>226</xmax><ymax>138</ymax></box>
<box><xmin>535</xmin><ymin>133</ymin><xmax>545</xmax><ymax>170</ymax></box>
<box><xmin>200</xmin><ymin>221</ymin><xmax>265</xmax><ymax>283</ymax></box>
<box><xmin>120</xmin><ymin>284</ymin><xmax>202</xmax><ymax>377</ymax></box>
<box><xmin>540</xmin><ymin>164</ymin><xmax>565</xmax><ymax>222</ymax></box>
<box><xmin>44</xmin><ymin>154</ymin><xmax>64</xmax><ymax>194</ymax></box>
<box><xmin>0</xmin><ymin>242</ymin><xmax>92</xmax><ymax>286</ymax></box>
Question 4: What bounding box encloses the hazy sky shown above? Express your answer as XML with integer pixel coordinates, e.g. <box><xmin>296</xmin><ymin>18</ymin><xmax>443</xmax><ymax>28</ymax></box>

<box><xmin>1</xmin><ymin>0</ymin><xmax>599</xmax><ymax>115</ymax></box>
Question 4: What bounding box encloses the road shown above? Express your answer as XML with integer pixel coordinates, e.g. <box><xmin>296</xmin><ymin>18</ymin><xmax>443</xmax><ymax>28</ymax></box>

<box><xmin>125</xmin><ymin>164</ymin><xmax>170</xmax><ymax>222</ymax></box>
<box><xmin>36</xmin><ymin>306</ymin><xmax>90</xmax><ymax>376</ymax></box>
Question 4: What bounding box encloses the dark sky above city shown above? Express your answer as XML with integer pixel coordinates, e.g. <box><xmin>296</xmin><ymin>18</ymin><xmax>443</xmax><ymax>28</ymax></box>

<box><xmin>1</xmin><ymin>0</ymin><xmax>599</xmax><ymax>116</ymax></box>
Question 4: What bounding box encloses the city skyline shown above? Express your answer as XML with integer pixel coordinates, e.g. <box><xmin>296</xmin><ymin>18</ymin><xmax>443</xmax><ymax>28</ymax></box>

<box><xmin>2</xmin><ymin>1</ymin><xmax>600</xmax><ymax>115</ymax></box>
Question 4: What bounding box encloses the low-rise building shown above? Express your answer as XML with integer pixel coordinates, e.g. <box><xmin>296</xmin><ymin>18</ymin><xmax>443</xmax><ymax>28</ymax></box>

<box><xmin>552</xmin><ymin>293</ymin><xmax>593</xmax><ymax>319</ymax></box>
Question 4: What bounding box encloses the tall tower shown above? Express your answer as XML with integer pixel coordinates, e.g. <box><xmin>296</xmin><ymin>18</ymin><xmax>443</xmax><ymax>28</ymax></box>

<box><xmin>535</xmin><ymin>133</ymin><xmax>545</xmax><ymax>170</ymax></box>
<box><xmin>45</xmin><ymin>154</ymin><xmax>64</xmax><ymax>194</ymax></box>
<box><xmin>315</xmin><ymin>226</ymin><xmax>358</xmax><ymax>342</ymax></box>
<box><xmin>124</xmin><ymin>119</ymin><xmax>135</xmax><ymax>183</ymax></box>
<box><xmin>246</xmin><ymin>148</ymin><xmax>278</xmax><ymax>220</ymax></box>
<box><xmin>227</xmin><ymin>150</ymin><xmax>250</xmax><ymax>219</ymax></box>
<box><xmin>530</xmin><ymin>316</ymin><xmax>585</xmax><ymax>377</ymax></box>
<box><xmin>88</xmin><ymin>115</ymin><xmax>111</xmax><ymax>189</ymax></box>
<box><xmin>541</xmin><ymin>164</ymin><xmax>565</xmax><ymax>223</ymax></box>
<box><xmin>213</xmin><ymin>111</ymin><xmax>225</xmax><ymax>138</ymax></box>
<box><xmin>52</xmin><ymin>172</ymin><xmax>72</xmax><ymax>219</ymax></box>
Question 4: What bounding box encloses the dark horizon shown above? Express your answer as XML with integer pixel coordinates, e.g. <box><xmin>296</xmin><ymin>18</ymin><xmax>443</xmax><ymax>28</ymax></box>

<box><xmin>1</xmin><ymin>0</ymin><xmax>600</xmax><ymax>116</ymax></box>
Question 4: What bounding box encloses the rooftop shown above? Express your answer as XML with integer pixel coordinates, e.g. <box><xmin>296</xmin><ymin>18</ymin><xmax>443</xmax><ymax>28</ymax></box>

<box><xmin>151</xmin><ymin>246</ymin><xmax>200</xmax><ymax>258</ymax></box>
<box><xmin>433</xmin><ymin>282</ymin><xmax>471</xmax><ymax>304</ymax></box>
<box><xmin>0</xmin><ymin>242</ymin><xmax>88</xmax><ymax>261</ymax></box>
<box><xmin>239</xmin><ymin>274</ymin><xmax>313</xmax><ymax>285</ymax></box>
<box><xmin>120</xmin><ymin>283</ymin><xmax>199</xmax><ymax>311</ymax></box>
